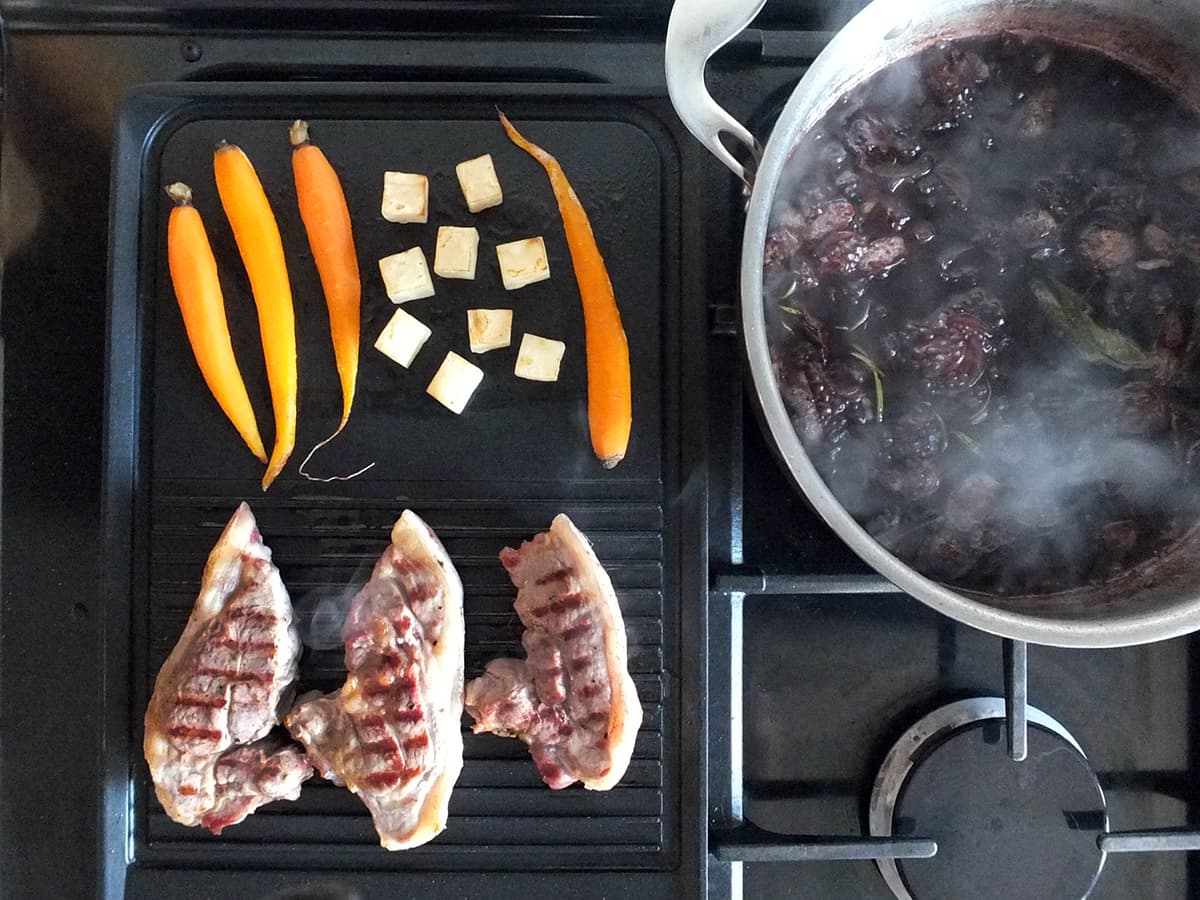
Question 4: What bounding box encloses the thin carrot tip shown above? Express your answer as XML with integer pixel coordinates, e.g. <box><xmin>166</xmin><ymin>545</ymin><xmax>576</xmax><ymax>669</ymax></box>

<box><xmin>599</xmin><ymin>453</ymin><xmax>625</xmax><ymax>470</ymax></box>
<box><xmin>164</xmin><ymin>182</ymin><xmax>193</xmax><ymax>205</ymax></box>
<box><xmin>289</xmin><ymin>119</ymin><xmax>310</xmax><ymax>148</ymax></box>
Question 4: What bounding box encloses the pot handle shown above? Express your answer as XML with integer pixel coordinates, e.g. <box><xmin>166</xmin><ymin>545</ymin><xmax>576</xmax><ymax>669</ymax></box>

<box><xmin>665</xmin><ymin>0</ymin><xmax>767</xmax><ymax>188</ymax></box>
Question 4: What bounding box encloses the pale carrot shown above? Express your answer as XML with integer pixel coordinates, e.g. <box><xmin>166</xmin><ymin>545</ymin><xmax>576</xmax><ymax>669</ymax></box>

<box><xmin>164</xmin><ymin>182</ymin><xmax>267</xmax><ymax>464</ymax></box>
<box><xmin>213</xmin><ymin>142</ymin><xmax>297</xmax><ymax>491</ymax></box>
<box><xmin>289</xmin><ymin>120</ymin><xmax>373</xmax><ymax>482</ymax></box>
<box><xmin>499</xmin><ymin>112</ymin><xmax>632</xmax><ymax>469</ymax></box>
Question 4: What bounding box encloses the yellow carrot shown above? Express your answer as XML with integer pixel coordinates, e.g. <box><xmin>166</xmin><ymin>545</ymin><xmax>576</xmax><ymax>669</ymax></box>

<box><xmin>213</xmin><ymin>142</ymin><xmax>297</xmax><ymax>491</ymax></box>
<box><xmin>164</xmin><ymin>182</ymin><xmax>267</xmax><ymax>463</ymax></box>
<box><xmin>499</xmin><ymin>112</ymin><xmax>632</xmax><ymax>468</ymax></box>
<box><xmin>290</xmin><ymin>120</ymin><xmax>373</xmax><ymax>482</ymax></box>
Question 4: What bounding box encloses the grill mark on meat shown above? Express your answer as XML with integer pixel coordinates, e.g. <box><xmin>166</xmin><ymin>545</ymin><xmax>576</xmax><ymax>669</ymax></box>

<box><xmin>360</xmin><ymin>767</ymin><xmax>422</xmax><ymax>790</ymax></box>
<box><xmin>535</xmin><ymin>566</ymin><xmax>574</xmax><ymax>586</ymax></box>
<box><xmin>354</xmin><ymin>716</ymin><xmax>391</xmax><ymax>736</ymax></box>
<box><xmin>215</xmin><ymin>637</ymin><xmax>277</xmax><ymax>653</ymax></box>
<box><xmin>402</xmin><ymin>733</ymin><xmax>431</xmax><ymax>751</ymax></box>
<box><xmin>144</xmin><ymin>504</ymin><xmax>308</xmax><ymax>833</ymax></box>
<box><xmin>531</xmin><ymin>591</ymin><xmax>586</xmax><ymax>618</ymax></box>
<box><xmin>558</xmin><ymin>592</ymin><xmax>585</xmax><ymax>609</ymax></box>
<box><xmin>283</xmin><ymin>511</ymin><xmax>464</xmax><ymax>851</ymax></box>
<box><xmin>173</xmin><ymin>694</ymin><xmax>228</xmax><ymax>709</ymax></box>
<box><xmin>560</xmin><ymin>619</ymin><xmax>592</xmax><ymax>642</ymax></box>
<box><xmin>166</xmin><ymin>725</ymin><xmax>224</xmax><ymax>742</ymax></box>
<box><xmin>360</xmin><ymin>737</ymin><xmax>400</xmax><ymax>756</ymax></box>
<box><xmin>225</xmin><ymin>608</ymin><xmax>277</xmax><ymax>625</ymax></box>
<box><xmin>194</xmin><ymin>666</ymin><xmax>275</xmax><ymax>685</ymax></box>
<box><xmin>464</xmin><ymin>516</ymin><xmax>642</xmax><ymax>792</ymax></box>
<box><xmin>361</xmin><ymin>674</ymin><xmax>416</xmax><ymax>698</ymax></box>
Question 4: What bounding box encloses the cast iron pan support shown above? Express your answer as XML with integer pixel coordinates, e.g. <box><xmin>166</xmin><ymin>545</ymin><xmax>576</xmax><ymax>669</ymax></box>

<box><xmin>1004</xmin><ymin>638</ymin><xmax>1028</xmax><ymax>761</ymax></box>
<box><xmin>707</xmin><ymin>574</ymin><xmax>937</xmax><ymax>864</ymax></box>
<box><xmin>1000</xmin><ymin>639</ymin><xmax>1200</xmax><ymax>856</ymax></box>
<box><xmin>707</xmin><ymin>573</ymin><xmax>1200</xmax><ymax>865</ymax></box>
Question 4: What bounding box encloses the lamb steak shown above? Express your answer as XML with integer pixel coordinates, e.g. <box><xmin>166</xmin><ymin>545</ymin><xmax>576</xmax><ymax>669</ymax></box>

<box><xmin>285</xmin><ymin>510</ymin><xmax>465</xmax><ymax>850</ymax></box>
<box><xmin>465</xmin><ymin>514</ymin><xmax>642</xmax><ymax>791</ymax></box>
<box><xmin>144</xmin><ymin>502</ymin><xmax>310</xmax><ymax>833</ymax></box>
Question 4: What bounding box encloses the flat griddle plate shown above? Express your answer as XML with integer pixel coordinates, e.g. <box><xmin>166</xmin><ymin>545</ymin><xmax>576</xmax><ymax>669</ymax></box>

<box><xmin>103</xmin><ymin>82</ymin><xmax>684</xmax><ymax>887</ymax></box>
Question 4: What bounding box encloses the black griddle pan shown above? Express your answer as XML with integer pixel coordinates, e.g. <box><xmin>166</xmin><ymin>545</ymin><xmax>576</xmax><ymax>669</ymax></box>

<box><xmin>102</xmin><ymin>81</ymin><xmax>686</xmax><ymax>899</ymax></box>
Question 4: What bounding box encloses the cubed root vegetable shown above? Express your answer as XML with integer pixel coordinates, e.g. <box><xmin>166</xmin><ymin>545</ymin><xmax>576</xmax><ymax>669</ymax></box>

<box><xmin>456</xmin><ymin>154</ymin><xmax>504</xmax><ymax>212</ymax></box>
<box><xmin>468</xmin><ymin>309</ymin><xmax>513</xmax><ymax>353</ymax></box>
<box><xmin>515</xmin><ymin>333</ymin><xmax>566</xmax><ymax>382</ymax></box>
<box><xmin>375</xmin><ymin>307</ymin><xmax>433</xmax><ymax>369</ymax></box>
<box><xmin>379</xmin><ymin>247</ymin><xmax>435</xmax><ymax>303</ymax></box>
<box><xmin>496</xmin><ymin>236</ymin><xmax>551</xmax><ymax>290</ymax></box>
<box><xmin>434</xmin><ymin>226</ymin><xmax>480</xmax><ymax>280</ymax></box>
<box><xmin>381</xmin><ymin>172</ymin><xmax>429</xmax><ymax>224</ymax></box>
<box><xmin>427</xmin><ymin>352</ymin><xmax>484</xmax><ymax>414</ymax></box>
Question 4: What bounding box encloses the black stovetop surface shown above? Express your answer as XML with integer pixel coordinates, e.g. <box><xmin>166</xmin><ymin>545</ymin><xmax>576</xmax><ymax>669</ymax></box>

<box><xmin>2</xmin><ymin>4</ymin><xmax>1198</xmax><ymax>899</ymax></box>
<box><xmin>725</xmin><ymin>420</ymin><xmax>1199</xmax><ymax>899</ymax></box>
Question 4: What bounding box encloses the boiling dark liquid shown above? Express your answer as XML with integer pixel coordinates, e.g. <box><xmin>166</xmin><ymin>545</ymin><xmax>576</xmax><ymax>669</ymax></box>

<box><xmin>766</xmin><ymin>33</ymin><xmax>1200</xmax><ymax>595</ymax></box>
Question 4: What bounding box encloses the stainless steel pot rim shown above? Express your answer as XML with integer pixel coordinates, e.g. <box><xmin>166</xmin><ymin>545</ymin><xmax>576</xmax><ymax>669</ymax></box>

<box><xmin>660</xmin><ymin>0</ymin><xmax>1200</xmax><ymax>647</ymax></box>
<box><xmin>740</xmin><ymin>60</ymin><xmax>1200</xmax><ymax>649</ymax></box>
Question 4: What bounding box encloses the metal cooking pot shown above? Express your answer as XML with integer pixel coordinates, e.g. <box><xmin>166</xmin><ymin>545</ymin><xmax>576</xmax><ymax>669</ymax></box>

<box><xmin>666</xmin><ymin>0</ymin><xmax>1200</xmax><ymax>647</ymax></box>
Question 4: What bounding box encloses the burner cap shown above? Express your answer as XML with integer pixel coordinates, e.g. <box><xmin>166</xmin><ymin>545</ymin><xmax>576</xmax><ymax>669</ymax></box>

<box><xmin>895</xmin><ymin>721</ymin><xmax>1106</xmax><ymax>900</ymax></box>
<box><xmin>869</xmin><ymin>698</ymin><xmax>1108</xmax><ymax>900</ymax></box>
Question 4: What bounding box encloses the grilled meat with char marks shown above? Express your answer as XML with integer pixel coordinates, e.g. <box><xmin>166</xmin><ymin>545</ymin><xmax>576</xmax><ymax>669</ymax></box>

<box><xmin>144</xmin><ymin>503</ymin><xmax>310</xmax><ymax>832</ymax></box>
<box><xmin>285</xmin><ymin>510</ymin><xmax>465</xmax><ymax>850</ymax></box>
<box><xmin>465</xmin><ymin>514</ymin><xmax>642</xmax><ymax>791</ymax></box>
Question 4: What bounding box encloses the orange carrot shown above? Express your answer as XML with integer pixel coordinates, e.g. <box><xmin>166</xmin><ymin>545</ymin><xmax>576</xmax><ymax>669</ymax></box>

<box><xmin>164</xmin><ymin>182</ymin><xmax>267</xmax><ymax>464</ymax></box>
<box><xmin>213</xmin><ymin>141</ymin><xmax>297</xmax><ymax>491</ymax></box>
<box><xmin>289</xmin><ymin>120</ymin><xmax>373</xmax><ymax>482</ymax></box>
<box><xmin>499</xmin><ymin>112</ymin><xmax>632</xmax><ymax>469</ymax></box>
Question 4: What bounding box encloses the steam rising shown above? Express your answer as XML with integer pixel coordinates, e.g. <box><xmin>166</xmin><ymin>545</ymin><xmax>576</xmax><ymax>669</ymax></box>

<box><xmin>293</xmin><ymin>558</ymin><xmax>373</xmax><ymax>651</ymax></box>
<box><xmin>764</xmin><ymin>31</ymin><xmax>1200</xmax><ymax>594</ymax></box>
